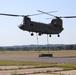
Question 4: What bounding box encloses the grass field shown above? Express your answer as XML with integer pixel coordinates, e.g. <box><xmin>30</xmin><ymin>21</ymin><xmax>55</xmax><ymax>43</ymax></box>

<box><xmin>0</xmin><ymin>50</ymin><xmax>76</xmax><ymax>70</ymax></box>
<box><xmin>0</xmin><ymin>50</ymin><xmax>76</xmax><ymax>56</ymax></box>
<box><xmin>0</xmin><ymin>60</ymin><xmax>76</xmax><ymax>70</ymax></box>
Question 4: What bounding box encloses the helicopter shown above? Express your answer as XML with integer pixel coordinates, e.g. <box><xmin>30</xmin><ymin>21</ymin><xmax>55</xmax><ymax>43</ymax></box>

<box><xmin>0</xmin><ymin>10</ymin><xmax>76</xmax><ymax>37</ymax></box>
<box><xmin>19</xmin><ymin>10</ymin><xmax>63</xmax><ymax>37</ymax></box>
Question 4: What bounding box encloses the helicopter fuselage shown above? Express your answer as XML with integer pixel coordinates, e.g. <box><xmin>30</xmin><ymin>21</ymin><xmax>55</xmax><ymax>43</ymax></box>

<box><xmin>0</xmin><ymin>11</ymin><xmax>76</xmax><ymax>37</ymax></box>
<box><xmin>19</xmin><ymin>16</ymin><xmax>64</xmax><ymax>37</ymax></box>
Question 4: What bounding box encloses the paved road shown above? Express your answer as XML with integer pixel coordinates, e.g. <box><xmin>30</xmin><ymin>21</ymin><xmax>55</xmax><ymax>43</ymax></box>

<box><xmin>0</xmin><ymin>54</ymin><xmax>76</xmax><ymax>63</ymax></box>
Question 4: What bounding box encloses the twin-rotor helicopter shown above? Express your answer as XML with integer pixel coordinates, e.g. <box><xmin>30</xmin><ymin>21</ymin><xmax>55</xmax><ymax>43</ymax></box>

<box><xmin>0</xmin><ymin>10</ymin><xmax>76</xmax><ymax>37</ymax></box>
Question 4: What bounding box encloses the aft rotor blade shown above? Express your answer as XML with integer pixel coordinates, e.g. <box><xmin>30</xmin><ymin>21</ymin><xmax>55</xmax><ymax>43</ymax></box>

<box><xmin>0</xmin><ymin>13</ymin><xmax>25</xmax><ymax>17</ymax></box>
<box><xmin>37</xmin><ymin>10</ymin><xmax>57</xmax><ymax>17</ymax></box>
<box><xmin>60</xmin><ymin>16</ymin><xmax>76</xmax><ymax>18</ymax></box>
<box><xmin>27</xmin><ymin>11</ymin><xmax>57</xmax><ymax>16</ymax></box>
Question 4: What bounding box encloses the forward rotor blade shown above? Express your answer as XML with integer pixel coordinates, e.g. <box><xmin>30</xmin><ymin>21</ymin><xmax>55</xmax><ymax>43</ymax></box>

<box><xmin>0</xmin><ymin>13</ymin><xmax>25</xmax><ymax>17</ymax></box>
<box><xmin>60</xmin><ymin>16</ymin><xmax>76</xmax><ymax>18</ymax></box>
<box><xmin>0</xmin><ymin>11</ymin><xmax>57</xmax><ymax>17</ymax></box>
<box><xmin>37</xmin><ymin>10</ymin><xmax>57</xmax><ymax>17</ymax></box>
<box><xmin>0</xmin><ymin>10</ymin><xmax>57</xmax><ymax>18</ymax></box>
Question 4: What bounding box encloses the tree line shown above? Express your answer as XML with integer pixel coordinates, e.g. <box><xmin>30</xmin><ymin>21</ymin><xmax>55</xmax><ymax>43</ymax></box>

<box><xmin>0</xmin><ymin>44</ymin><xmax>76</xmax><ymax>51</ymax></box>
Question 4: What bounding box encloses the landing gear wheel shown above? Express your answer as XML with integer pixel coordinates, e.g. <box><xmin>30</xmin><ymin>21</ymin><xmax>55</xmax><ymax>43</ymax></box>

<box><xmin>58</xmin><ymin>34</ymin><xmax>60</xmax><ymax>37</ymax></box>
<box><xmin>31</xmin><ymin>33</ymin><xmax>34</xmax><ymax>36</ymax></box>
<box><xmin>49</xmin><ymin>34</ymin><xmax>51</xmax><ymax>37</ymax></box>
<box><xmin>38</xmin><ymin>33</ymin><xmax>42</xmax><ymax>36</ymax></box>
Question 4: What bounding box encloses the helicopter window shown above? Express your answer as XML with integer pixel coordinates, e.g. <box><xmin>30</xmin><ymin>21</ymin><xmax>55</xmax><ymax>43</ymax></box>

<box><xmin>51</xmin><ymin>18</ymin><xmax>63</xmax><ymax>27</ymax></box>
<box><xmin>51</xmin><ymin>19</ymin><xmax>56</xmax><ymax>25</ymax></box>
<box><xmin>48</xmin><ymin>27</ymin><xmax>51</xmax><ymax>29</ymax></box>
<box><xmin>30</xmin><ymin>24</ymin><xmax>33</xmax><ymax>27</ymax></box>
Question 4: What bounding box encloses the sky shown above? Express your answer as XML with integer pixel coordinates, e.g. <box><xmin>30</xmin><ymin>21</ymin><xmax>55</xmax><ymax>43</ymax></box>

<box><xmin>0</xmin><ymin>0</ymin><xmax>76</xmax><ymax>46</ymax></box>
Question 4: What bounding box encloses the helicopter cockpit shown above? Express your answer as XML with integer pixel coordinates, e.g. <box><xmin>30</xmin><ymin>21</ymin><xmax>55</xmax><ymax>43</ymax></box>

<box><xmin>51</xmin><ymin>17</ymin><xmax>62</xmax><ymax>27</ymax></box>
<box><xmin>23</xmin><ymin>16</ymin><xmax>31</xmax><ymax>25</ymax></box>
<box><xmin>19</xmin><ymin>16</ymin><xmax>31</xmax><ymax>30</ymax></box>
<box><xmin>50</xmin><ymin>17</ymin><xmax>63</xmax><ymax>30</ymax></box>
<box><xmin>19</xmin><ymin>16</ymin><xmax>30</xmax><ymax>25</ymax></box>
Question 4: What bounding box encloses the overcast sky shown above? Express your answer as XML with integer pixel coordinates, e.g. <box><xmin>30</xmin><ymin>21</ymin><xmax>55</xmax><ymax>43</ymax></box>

<box><xmin>0</xmin><ymin>0</ymin><xmax>76</xmax><ymax>46</ymax></box>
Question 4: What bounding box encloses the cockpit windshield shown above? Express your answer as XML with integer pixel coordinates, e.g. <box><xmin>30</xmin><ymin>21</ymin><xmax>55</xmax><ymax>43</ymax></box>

<box><xmin>51</xmin><ymin>18</ymin><xmax>63</xmax><ymax>26</ymax></box>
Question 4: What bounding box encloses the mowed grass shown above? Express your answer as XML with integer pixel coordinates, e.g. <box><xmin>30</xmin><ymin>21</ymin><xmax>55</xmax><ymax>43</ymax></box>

<box><xmin>0</xmin><ymin>50</ymin><xmax>76</xmax><ymax>56</ymax></box>
<box><xmin>0</xmin><ymin>60</ymin><xmax>76</xmax><ymax>70</ymax></box>
<box><xmin>0</xmin><ymin>50</ymin><xmax>76</xmax><ymax>70</ymax></box>
<box><xmin>0</xmin><ymin>60</ymin><xmax>53</xmax><ymax>66</ymax></box>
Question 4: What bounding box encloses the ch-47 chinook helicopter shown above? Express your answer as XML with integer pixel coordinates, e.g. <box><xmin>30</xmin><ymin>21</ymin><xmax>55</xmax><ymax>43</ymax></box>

<box><xmin>0</xmin><ymin>10</ymin><xmax>76</xmax><ymax>37</ymax></box>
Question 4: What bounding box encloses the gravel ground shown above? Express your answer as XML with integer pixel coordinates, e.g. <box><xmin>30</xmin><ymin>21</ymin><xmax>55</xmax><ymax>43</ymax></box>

<box><xmin>30</xmin><ymin>70</ymin><xmax>76</xmax><ymax>75</ymax></box>
<box><xmin>31</xmin><ymin>73</ymin><xmax>57</xmax><ymax>75</ymax></box>
<box><xmin>57</xmin><ymin>70</ymin><xmax>76</xmax><ymax>75</ymax></box>
<box><xmin>0</xmin><ymin>66</ymin><xmax>76</xmax><ymax>75</ymax></box>
<box><xmin>0</xmin><ymin>67</ymin><xmax>62</xmax><ymax>75</ymax></box>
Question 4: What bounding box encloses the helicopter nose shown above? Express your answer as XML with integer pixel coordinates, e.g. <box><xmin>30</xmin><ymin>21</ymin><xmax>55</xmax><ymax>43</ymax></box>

<box><xmin>18</xmin><ymin>24</ymin><xmax>25</xmax><ymax>30</ymax></box>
